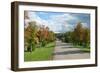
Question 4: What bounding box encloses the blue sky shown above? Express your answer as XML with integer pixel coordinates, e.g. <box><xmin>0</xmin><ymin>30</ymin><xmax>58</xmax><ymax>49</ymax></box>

<box><xmin>25</xmin><ymin>11</ymin><xmax>90</xmax><ymax>33</ymax></box>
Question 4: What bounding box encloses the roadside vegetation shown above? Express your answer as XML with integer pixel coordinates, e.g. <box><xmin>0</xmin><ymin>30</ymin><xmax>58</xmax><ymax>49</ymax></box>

<box><xmin>24</xmin><ymin>42</ymin><xmax>55</xmax><ymax>61</ymax></box>
<box><xmin>56</xmin><ymin>22</ymin><xmax>90</xmax><ymax>52</ymax></box>
<box><xmin>24</xmin><ymin>21</ymin><xmax>55</xmax><ymax>61</ymax></box>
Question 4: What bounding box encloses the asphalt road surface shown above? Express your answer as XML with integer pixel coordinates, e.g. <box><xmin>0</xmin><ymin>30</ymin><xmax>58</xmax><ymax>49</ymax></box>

<box><xmin>53</xmin><ymin>40</ymin><xmax>90</xmax><ymax>60</ymax></box>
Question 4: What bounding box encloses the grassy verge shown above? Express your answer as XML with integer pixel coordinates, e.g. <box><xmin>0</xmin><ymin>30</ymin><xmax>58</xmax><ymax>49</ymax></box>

<box><xmin>74</xmin><ymin>45</ymin><xmax>90</xmax><ymax>52</ymax></box>
<box><xmin>24</xmin><ymin>42</ymin><xmax>55</xmax><ymax>61</ymax></box>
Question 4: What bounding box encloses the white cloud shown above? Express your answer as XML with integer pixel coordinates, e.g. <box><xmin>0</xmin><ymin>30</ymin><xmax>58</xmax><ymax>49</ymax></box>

<box><xmin>48</xmin><ymin>13</ymin><xmax>77</xmax><ymax>32</ymax></box>
<box><xmin>25</xmin><ymin>11</ymin><xmax>77</xmax><ymax>33</ymax></box>
<box><xmin>50</xmin><ymin>14</ymin><xmax>77</xmax><ymax>22</ymax></box>
<box><xmin>36</xmin><ymin>12</ymin><xmax>49</xmax><ymax>15</ymax></box>
<box><xmin>81</xmin><ymin>23</ymin><xmax>89</xmax><ymax>28</ymax></box>
<box><xmin>28</xmin><ymin>12</ymin><xmax>43</xmax><ymax>24</ymax></box>
<box><xmin>25</xmin><ymin>11</ymin><xmax>48</xmax><ymax>28</ymax></box>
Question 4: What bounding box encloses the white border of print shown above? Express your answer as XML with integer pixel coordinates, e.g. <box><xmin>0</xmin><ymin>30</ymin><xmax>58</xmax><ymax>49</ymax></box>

<box><xmin>18</xmin><ymin>5</ymin><xmax>95</xmax><ymax>68</ymax></box>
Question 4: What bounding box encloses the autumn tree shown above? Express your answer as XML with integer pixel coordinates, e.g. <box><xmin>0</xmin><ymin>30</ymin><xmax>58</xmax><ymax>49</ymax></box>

<box><xmin>82</xmin><ymin>28</ymin><xmax>90</xmax><ymax>47</ymax></box>
<box><xmin>48</xmin><ymin>31</ymin><xmax>55</xmax><ymax>42</ymax></box>
<box><xmin>24</xmin><ymin>21</ymin><xmax>38</xmax><ymax>52</ymax></box>
<box><xmin>24</xmin><ymin>20</ymin><xmax>55</xmax><ymax>52</ymax></box>
<box><xmin>63</xmin><ymin>22</ymin><xmax>90</xmax><ymax>48</ymax></box>
<box><xmin>73</xmin><ymin>22</ymin><xmax>84</xmax><ymax>45</ymax></box>
<box><xmin>37</xmin><ymin>26</ymin><xmax>55</xmax><ymax>47</ymax></box>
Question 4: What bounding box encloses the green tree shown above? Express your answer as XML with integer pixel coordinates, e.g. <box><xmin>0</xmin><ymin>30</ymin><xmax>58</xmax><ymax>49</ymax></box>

<box><xmin>64</xmin><ymin>31</ymin><xmax>73</xmax><ymax>43</ymax></box>
<box><xmin>82</xmin><ymin>28</ymin><xmax>90</xmax><ymax>47</ymax></box>
<box><xmin>73</xmin><ymin>22</ymin><xmax>84</xmax><ymax>45</ymax></box>
<box><xmin>24</xmin><ymin>21</ymin><xmax>38</xmax><ymax>52</ymax></box>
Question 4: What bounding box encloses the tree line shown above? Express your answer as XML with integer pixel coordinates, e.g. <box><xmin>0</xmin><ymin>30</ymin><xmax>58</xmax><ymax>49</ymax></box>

<box><xmin>24</xmin><ymin>21</ymin><xmax>55</xmax><ymax>52</ymax></box>
<box><xmin>60</xmin><ymin>22</ymin><xmax>90</xmax><ymax>48</ymax></box>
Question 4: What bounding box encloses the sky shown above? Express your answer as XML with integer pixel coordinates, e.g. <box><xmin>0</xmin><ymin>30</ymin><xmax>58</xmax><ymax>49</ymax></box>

<box><xmin>25</xmin><ymin>11</ymin><xmax>90</xmax><ymax>33</ymax></box>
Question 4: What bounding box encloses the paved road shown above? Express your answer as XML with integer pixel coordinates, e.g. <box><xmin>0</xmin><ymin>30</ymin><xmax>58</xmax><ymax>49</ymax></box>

<box><xmin>53</xmin><ymin>40</ymin><xmax>90</xmax><ymax>60</ymax></box>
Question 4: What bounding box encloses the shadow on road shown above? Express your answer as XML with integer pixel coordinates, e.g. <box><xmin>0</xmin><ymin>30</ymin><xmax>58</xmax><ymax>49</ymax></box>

<box><xmin>61</xmin><ymin>46</ymin><xmax>75</xmax><ymax>49</ymax></box>
<box><xmin>53</xmin><ymin>50</ymin><xmax>87</xmax><ymax>55</ymax></box>
<box><xmin>56</xmin><ymin>43</ymin><xmax>72</xmax><ymax>46</ymax></box>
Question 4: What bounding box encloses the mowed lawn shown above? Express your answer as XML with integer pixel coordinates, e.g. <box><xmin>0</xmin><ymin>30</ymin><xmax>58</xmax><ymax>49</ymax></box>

<box><xmin>24</xmin><ymin>42</ymin><xmax>55</xmax><ymax>61</ymax></box>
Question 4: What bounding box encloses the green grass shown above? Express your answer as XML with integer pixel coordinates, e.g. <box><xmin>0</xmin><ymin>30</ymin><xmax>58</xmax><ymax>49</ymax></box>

<box><xmin>74</xmin><ymin>45</ymin><xmax>90</xmax><ymax>52</ymax></box>
<box><xmin>24</xmin><ymin>42</ymin><xmax>55</xmax><ymax>61</ymax></box>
